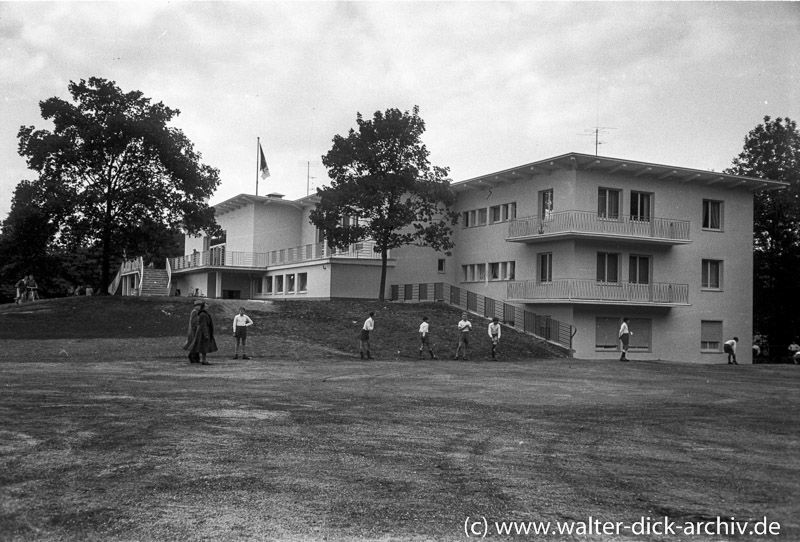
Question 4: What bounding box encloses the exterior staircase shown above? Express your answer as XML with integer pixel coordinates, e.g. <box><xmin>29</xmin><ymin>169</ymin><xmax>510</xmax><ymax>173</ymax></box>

<box><xmin>139</xmin><ymin>268</ymin><xmax>170</xmax><ymax>297</ymax></box>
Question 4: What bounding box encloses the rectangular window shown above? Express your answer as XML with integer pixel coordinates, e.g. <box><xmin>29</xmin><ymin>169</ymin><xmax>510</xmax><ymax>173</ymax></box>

<box><xmin>596</xmin><ymin>317</ymin><xmax>620</xmax><ymax>350</ymax></box>
<box><xmin>490</xmin><ymin>205</ymin><xmax>502</xmax><ymax>223</ymax></box>
<box><xmin>489</xmin><ymin>262</ymin><xmax>500</xmax><ymax>280</ymax></box>
<box><xmin>702</xmin><ymin>259</ymin><xmax>722</xmax><ymax>289</ymax></box>
<box><xmin>628</xmin><ymin>318</ymin><xmax>652</xmax><ymax>352</ymax></box>
<box><xmin>437</xmin><ymin>259</ymin><xmax>446</xmax><ymax>273</ymax></box>
<box><xmin>503</xmin><ymin>261</ymin><xmax>515</xmax><ymax>280</ymax></box>
<box><xmin>598</xmin><ymin>188</ymin><xmax>621</xmax><ymax>219</ymax></box>
<box><xmin>629</xmin><ymin>255</ymin><xmax>650</xmax><ymax>284</ymax></box>
<box><xmin>540</xmin><ymin>189</ymin><xmax>554</xmax><ymax>219</ymax></box>
<box><xmin>476</xmin><ymin>263</ymin><xmax>485</xmax><ymax>281</ymax></box>
<box><xmin>630</xmin><ymin>191</ymin><xmax>652</xmax><ymax>221</ymax></box>
<box><xmin>316</xmin><ymin>227</ymin><xmax>325</xmax><ymax>243</ymax></box>
<box><xmin>703</xmin><ymin>200</ymin><xmax>723</xmax><ymax>230</ymax></box>
<box><xmin>275</xmin><ymin>275</ymin><xmax>284</xmax><ymax>293</ymax></box>
<box><xmin>462</xmin><ymin>211</ymin><xmax>471</xmax><ymax>228</ymax></box>
<box><xmin>477</xmin><ymin>208</ymin><xmax>487</xmax><ymax>226</ymax></box>
<box><xmin>287</xmin><ymin>274</ymin><xmax>295</xmax><ymax>293</ymax></box>
<box><xmin>597</xmin><ymin>252</ymin><xmax>619</xmax><ymax>283</ymax></box>
<box><xmin>539</xmin><ymin>253</ymin><xmax>553</xmax><ymax>283</ymax></box>
<box><xmin>701</xmin><ymin>320</ymin><xmax>723</xmax><ymax>351</ymax></box>
<box><xmin>254</xmin><ymin>278</ymin><xmax>263</xmax><ymax>294</ymax></box>
<box><xmin>265</xmin><ymin>276</ymin><xmax>273</xmax><ymax>294</ymax></box>
<box><xmin>298</xmin><ymin>273</ymin><xmax>308</xmax><ymax>292</ymax></box>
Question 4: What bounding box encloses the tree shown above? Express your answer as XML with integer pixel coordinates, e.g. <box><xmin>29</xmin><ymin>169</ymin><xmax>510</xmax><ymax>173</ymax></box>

<box><xmin>309</xmin><ymin>106</ymin><xmax>458</xmax><ymax>300</ymax></box>
<box><xmin>17</xmin><ymin>77</ymin><xmax>220</xmax><ymax>292</ymax></box>
<box><xmin>725</xmin><ymin>116</ymin><xmax>800</xmax><ymax>355</ymax></box>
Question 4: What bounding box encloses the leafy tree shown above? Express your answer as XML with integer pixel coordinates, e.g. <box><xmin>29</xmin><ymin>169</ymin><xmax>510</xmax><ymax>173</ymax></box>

<box><xmin>16</xmin><ymin>77</ymin><xmax>220</xmax><ymax>292</ymax></box>
<box><xmin>309</xmin><ymin>106</ymin><xmax>458</xmax><ymax>300</ymax></box>
<box><xmin>725</xmin><ymin>116</ymin><xmax>800</xmax><ymax>355</ymax></box>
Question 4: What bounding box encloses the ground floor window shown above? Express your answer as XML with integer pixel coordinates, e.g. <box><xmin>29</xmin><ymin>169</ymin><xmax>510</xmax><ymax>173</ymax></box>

<box><xmin>275</xmin><ymin>275</ymin><xmax>284</xmax><ymax>293</ymax></box>
<box><xmin>287</xmin><ymin>274</ymin><xmax>295</xmax><ymax>293</ymax></box>
<box><xmin>265</xmin><ymin>276</ymin><xmax>273</xmax><ymax>294</ymax></box>
<box><xmin>595</xmin><ymin>317</ymin><xmax>652</xmax><ymax>352</ymax></box>
<box><xmin>298</xmin><ymin>272</ymin><xmax>308</xmax><ymax>292</ymax></box>
<box><xmin>701</xmin><ymin>320</ymin><xmax>722</xmax><ymax>351</ymax></box>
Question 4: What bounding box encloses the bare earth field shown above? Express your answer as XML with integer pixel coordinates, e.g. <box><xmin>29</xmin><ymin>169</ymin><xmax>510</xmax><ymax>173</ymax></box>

<box><xmin>0</xmin><ymin>297</ymin><xmax>798</xmax><ymax>541</ymax></box>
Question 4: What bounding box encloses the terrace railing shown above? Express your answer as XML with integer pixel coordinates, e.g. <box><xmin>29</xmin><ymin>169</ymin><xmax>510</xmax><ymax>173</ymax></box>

<box><xmin>508</xmin><ymin>211</ymin><xmax>691</xmax><ymax>242</ymax></box>
<box><xmin>170</xmin><ymin>241</ymin><xmax>384</xmax><ymax>271</ymax></box>
<box><xmin>390</xmin><ymin>281</ymin><xmax>575</xmax><ymax>353</ymax></box>
<box><xmin>507</xmin><ymin>279</ymin><xmax>690</xmax><ymax>305</ymax></box>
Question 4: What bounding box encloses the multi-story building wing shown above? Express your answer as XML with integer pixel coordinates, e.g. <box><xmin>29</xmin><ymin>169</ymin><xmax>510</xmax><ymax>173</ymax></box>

<box><xmin>122</xmin><ymin>152</ymin><xmax>783</xmax><ymax>363</ymax></box>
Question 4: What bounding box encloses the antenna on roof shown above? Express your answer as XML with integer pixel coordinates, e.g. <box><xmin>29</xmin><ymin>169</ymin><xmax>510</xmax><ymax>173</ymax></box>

<box><xmin>298</xmin><ymin>160</ymin><xmax>322</xmax><ymax>196</ymax></box>
<box><xmin>579</xmin><ymin>127</ymin><xmax>617</xmax><ymax>156</ymax></box>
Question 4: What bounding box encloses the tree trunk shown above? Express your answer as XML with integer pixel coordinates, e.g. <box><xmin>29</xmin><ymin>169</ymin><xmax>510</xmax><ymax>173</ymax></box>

<box><xmin>378</xmin><ymin>248</ymin><xmax>388</xmax><ymax>301</ymax></box>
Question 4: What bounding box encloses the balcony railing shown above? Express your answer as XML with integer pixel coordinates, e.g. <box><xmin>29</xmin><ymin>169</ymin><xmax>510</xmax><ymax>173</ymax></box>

<box><xmin>170</xmin><ymin>241</ymin><xmax>384</xmax><ymax>271</ymax></box>
<box><xmin>507</xmin><ymin>211</ymin><xmax>691</xmax><ymax>243</ymax></box>
<box><xmin>507</xmin><ymin>279</ymin><xmax>689</xmax><ymax>305</ymax></box>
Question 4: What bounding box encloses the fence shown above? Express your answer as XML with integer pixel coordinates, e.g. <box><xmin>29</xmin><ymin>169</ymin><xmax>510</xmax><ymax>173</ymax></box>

<box><xmin>508</xmin><ymin>211</ymin><xmax>690</xmax><ymax>242</ymax></box>
<box><xmin>390</xmin><ymin>282</ymin><xmax>575</xmax><ymax>352</ymax></box>
<box><xmin>507</xmin><ymin>279</ymin><xmax>690</xmax><ymax>305</ymax></box>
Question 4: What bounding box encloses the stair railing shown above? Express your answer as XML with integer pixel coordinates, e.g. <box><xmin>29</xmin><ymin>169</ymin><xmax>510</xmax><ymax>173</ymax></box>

<box><xmin>165</xmin><ymin>257</ymin><xmax>173</xmax><ymax>296</ymax></box>
<box><xmin>137</xmin><ymin>256</ymin><xmax>144</xmax><ymax>296</ymax></box>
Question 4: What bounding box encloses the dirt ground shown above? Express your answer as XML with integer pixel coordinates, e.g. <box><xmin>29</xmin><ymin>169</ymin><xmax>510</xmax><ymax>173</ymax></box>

<box><xmin>0</xmin><ymin>298</ymin><xmax>798</xmax><ymax>541</ymax></box>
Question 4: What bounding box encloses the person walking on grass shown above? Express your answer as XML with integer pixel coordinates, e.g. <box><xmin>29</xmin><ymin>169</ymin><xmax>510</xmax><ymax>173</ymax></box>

<box><xmin>15</xmin><ymin>276</ymin><xmax>26</xmax><ymax>304</ymax></box>
<box><xmin>184</xmin><ymin>300</ymin><xmax>202</xmax><ymax>363</ymax></box>
<box><xmin>488</xmin><ymin>316</ymin><xmax>502</xmax><ymax>361</ymax></box>
<box><xmin>183</xmin><ymin>301</ymin><xmax>217</xmax><ymax>365</ymax></box>
<box><xmin>619</xmin><ymin>317</ymin><xmax>632</xmax><ymax>362</ymax></box>
<box><xmin>418</xmin><ymin>316</ymin><xmax>437</xmax><ymax>360</ymax></box>
<box><xmin>359</xmin><ymin>311</ymin><xmax>375</xmax><ymax>360</ymax></box>
<box><xmin>453</xmin><ymin>313</ymin><xmax>472</xmax><ymax>361</ymax></box>
<box><xmin>724</xmin><ymin>336</ymin><xmax>739</xmax><ymax>365</ymax></box>
<box><xmin>232</xmin><ymin>307</ymin><xmax>253</xmax><ymax>360</ymax></box>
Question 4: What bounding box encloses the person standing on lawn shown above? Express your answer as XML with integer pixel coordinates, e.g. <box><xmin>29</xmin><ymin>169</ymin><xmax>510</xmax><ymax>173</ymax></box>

<box><xmin>359</xmin><ymin>311</ymin><xmax>375</xmax><ymax>360</ymax></box>
<box><xmin>418</xmin><ymin>316</ymin><xmax>437</xmax><ymax>360</ymax></box>
<box><xmin>619</xmin><ymin>317</ymin><xmax>632</xmax><ymax>362</ymax></box>
<box><xmin>232</xmin><ymin>307</ymin><xmax>254</xmax><ymax>360</ymax></box>
<box><xmin>184</xmin><ymin>301</ymin><xmax>217</xmax><ymax>365</ymax></box>
<box><xmin>184</xmin><ymin>300</ymin><xmax>203</xmax><ymax>363</ymax></box>
<box><xmin>15</xmin><ymin>276</ymin><xmax>26</xmax><ymax>304</ymax></box>
<box><xmin>488</xmin><ymin>316</ymin><xmax>502</xmax><ymax>361</ymax></box>
<box><xmin>724</xmin><ymin>336</ymin><xmax>739</xmax><ymax>365</ymax></box>
<box><xmin>25</xmin><ymin>275</ymin><xmax>39</xmax><ymax>301</ymax></box>
<box><xmin>453</xmin><ymin>313</ymin><xmax>472</xmax><ymax>361</ymax></box>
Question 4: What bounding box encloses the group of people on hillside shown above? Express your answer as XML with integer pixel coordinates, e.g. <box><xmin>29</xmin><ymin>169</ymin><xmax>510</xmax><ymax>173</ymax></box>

<box><xmin>359</xmin><ymin>311</ymin><xmax>504</xmax><ymax>362</ymax></box>
<box><xmin>14</xmin><ymin>275</ymin><xmax>38</xmax><ymax>304</ymax></box>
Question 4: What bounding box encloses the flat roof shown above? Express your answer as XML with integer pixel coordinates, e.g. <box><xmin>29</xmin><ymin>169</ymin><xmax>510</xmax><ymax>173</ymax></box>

<box><xmin>450</xmin><ymin>152</ymin><xmax>788</xmax><ymax>193</ymax></box>
<box><xmin>213</xmin><ymin>193</ymin><xmax>320</xmax><ymax>215</ymax></box>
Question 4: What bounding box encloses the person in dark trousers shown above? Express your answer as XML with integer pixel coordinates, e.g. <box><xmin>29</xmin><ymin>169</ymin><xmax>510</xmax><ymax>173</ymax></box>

<box><xmin>418</xmin><ymin>316</ymin><xmax>437</xmax><ymax>360</ymax></box>
<box><xmin>724</xmin><ymin>337</ymin><xmax>739</xmax><ymax>364</ymax></box>
<box><xmin>184</xmin><ymin>301</ymin><xmax>217</xmax><ymax>365</ymax></box>
<box><xmin>453</xmin><ymin>313</ymin><xmax>472</xmax><ymax>360</ymax></box>
<box><xmin>15</xmin><ymin>276</ymin><xmax>26</xmax><ymax>304</ymax></box>
<box><xmin>184</xmin><ymin>300</ymin><xmax>203</xmax><ymax>363</ymax></box>
<box><xmin>359</xmin><ymin>311</ymin><xmax>375</xmax><ymax>359</ymax></box>
<box><xmin>618</xmin><ymin>317</ymin><xmax>632</xmax><ymax>362</ymax></box>
<box><xmin>488</xmin><ymin>316</ymin><xmax>502</xmax><ymax>361</ymax></box>
<box><xmin>232</xmin><ymin>307</ymin><xmax>254</xmax><ymax>360</ymax></box>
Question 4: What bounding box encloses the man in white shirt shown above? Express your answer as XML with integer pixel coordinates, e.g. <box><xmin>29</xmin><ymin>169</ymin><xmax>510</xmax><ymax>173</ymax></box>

<box><xmin>232</xmin><ymin>307</ymin><xmax>254</xmax><ymax>360</ymax></box>
<box><xmin>360</xmin><ymin>311</ymin><xmax>375</xmax><ymax>360</ymax></box>
<box><xmin>418</xmin><ymin>316</ymin><xmax>437</xmax><ymax>360</ymax></box>
<box><xmin>454</xmin><ymin>313</ymin><xmax>472</xmax><ymax>361</ymax></box>
<box><xmin>618</xmin><ymin>317</ymin><xmax>632</xmax><ymax>362</ymax></box>
<box><xmin>488</xmin><ymin>317</ymin><xmax>502</xmax><ymax>361</ymax></box>
<box><xmin>724</xmin><ymin>337</ymin><xmax>739</xmax><ymax>364</ymax></box>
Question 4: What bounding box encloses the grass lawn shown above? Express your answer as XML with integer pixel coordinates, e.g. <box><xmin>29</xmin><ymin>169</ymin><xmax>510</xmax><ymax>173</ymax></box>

<box><xmin>0</xmin><ymin>297</ymin><xmax>798</xmax><ymax>541</ymax></box>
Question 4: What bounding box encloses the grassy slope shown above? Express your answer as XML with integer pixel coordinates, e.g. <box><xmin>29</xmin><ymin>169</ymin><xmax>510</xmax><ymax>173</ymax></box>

<box><xmin>0</xmin><ymin>296</ymin><xmax>562</xmax><ymax>361</ymax></box>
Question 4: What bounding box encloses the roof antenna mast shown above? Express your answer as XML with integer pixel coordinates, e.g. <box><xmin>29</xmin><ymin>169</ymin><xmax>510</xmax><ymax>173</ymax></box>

<box><xmin>579</xmin><ymin>84</ymin><xmax>616</xmax><ymax>155</ymax></box>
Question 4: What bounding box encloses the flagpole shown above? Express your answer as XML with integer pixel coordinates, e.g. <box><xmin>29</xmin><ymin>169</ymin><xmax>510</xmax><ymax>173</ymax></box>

<box><xmin>256</xmin><ymin>137</ymin><xmax>260</xmax><ymax>196</ymax></box>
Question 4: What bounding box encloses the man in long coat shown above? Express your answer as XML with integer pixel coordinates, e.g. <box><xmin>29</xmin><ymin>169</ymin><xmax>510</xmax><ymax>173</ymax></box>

<box><xmin>183</xmin><ymin>301</ymin><xmax>217</xmax><ymax>365</ymax></box>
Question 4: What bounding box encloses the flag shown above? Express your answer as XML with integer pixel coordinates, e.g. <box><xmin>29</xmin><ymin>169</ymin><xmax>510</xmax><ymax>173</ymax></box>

<box><xmin>259</xmin><ymin>143</ymin><xmax>270</xmax><ymax>179</ymax></box>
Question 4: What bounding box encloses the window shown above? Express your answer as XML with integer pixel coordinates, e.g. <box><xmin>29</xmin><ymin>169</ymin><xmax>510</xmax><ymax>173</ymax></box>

<box><xmin>628</xmin><ymin>318</ymin><xmax>652</xmax><ymax>352</ymax></box>
<box><xmin>596</xmin><ymin>317</ymin><xmax>620</xmax><ymax>350</ymax></box>
<box><xmin>539</xmin><ymin>253</ymin><xmax>553</xmax><ymax>283</ymax></box>
<box><xmin>477</xmin><ymin>208</ymin><xmax>487</xmax><ymax>226</ymax></box>
<box><xmin>503</xmin><ymin>202</ymin><xmax>517</xmax><ymax>221</ymax></box>
<box><xmin>629</xmin><ymin>255</ymin><xmax>650</xmax><ymax>284</ymax></box>
<box><xmin>316</xmin><ymin>227</ymin><xmax>325</xmax><ymax>243</ymax></box>
<box><xmin>476</xmin><ymin>263</ymin><xmax>485</xmax><ymax>281</ymax></box>
<box><xmin>504</xmin><ymin>261</ymin><xmax>515</xmax><ymax>280</ymax></box>
<box><xmin>254</xmin><ymin>278</ymin><xmax>263</xmax><ymax>294</ymax></box>
<box><xmin>703</xmin><ymin>200</ymin><xmax>723</xmax><ymax>230</ymax></box>
<box><xmin>630</xmin><ymin>191</ymin><xmax>652</xmax><ymax>221</ymax></box>
<box><xmin>598</xmin><ymin>188</ymin><xmax>621</xmax><ymax>219</ymax></box>
<box><xmin>287</xmin><ymin>274</ymin><xmax>295</xmax><ymax>293</ymax></box>
<box><xmin>597</xmin><ymin>252</ymin><xmax>620</xmax><ymax>283</ymax></box>
<box><xmin>275</xmin><ymin>275</ymin><xmax>284</xmax><ymax>293</ymax></box>
<box><xmin>437</xmin><ymin>259</ymin><xmax>446</xmax><ymax>273</ymax></box>
<box><xmin>265</xmin><ymin>276</ymin><xmax>273</xmax><ymax>294</ymax></box>
<box><xmin>462</xmin><ymin>211</ymin><xmax>471</xmax><ymax>228</ymax></box>
<box><xmin>540</xmin><ymin>189</ymin><xmax>554</xmax><ymax>219</ymax></box>
<box><xmin>488</xmin><ymin>261</ymin><xmax>515</xmax><ymax>281</ymax></box>
<box><xmin>461</xmin><ymin>263</ymin><xmax>486</xmax><ymax>282</ymax></box>
<box><xmin>490</xmin><ymin>205</ymin><xmax>502</xmax><ymax>223</ymax></box>
<box><xmin>298</xmin><ymin>273</ymin><xmax>308</xmax><ymax>292</ymax></box>
<box><xmin>702</xmin><ymin>259</ymin><xmax>722</xmax><ymax>289</ymax></box>
<box><xmin>490</xmin><ymin>262</ymin><xmax>500</xmax><ymax>280</ymax></box>
<box><xmin>701</xmin><ymin>320</ymin><xmax>723</xmax><ymax>351</ymax></box>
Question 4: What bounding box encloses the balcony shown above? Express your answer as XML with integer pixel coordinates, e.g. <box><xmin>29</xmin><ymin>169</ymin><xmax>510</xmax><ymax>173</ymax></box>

<box><xmin>170</xmin><ymin>241</ymin><xmax>384</xmax><ymax>272</ymax></box>
<box><xmin>507</xmin><ymin>211</ymin><xmax>691</xmax><ymax>245</ymax></box>
<box><xmin>507</xmin><ymin>279</ymin><xmax>690</xmax><ymax>306</ymax></box>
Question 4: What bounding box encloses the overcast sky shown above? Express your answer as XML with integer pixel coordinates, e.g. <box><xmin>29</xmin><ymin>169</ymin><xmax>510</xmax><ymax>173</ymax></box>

<box><xmin>1</xmin><ymin>1</ymin><xmax>798</xmax><ymax>222</ymax></box>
